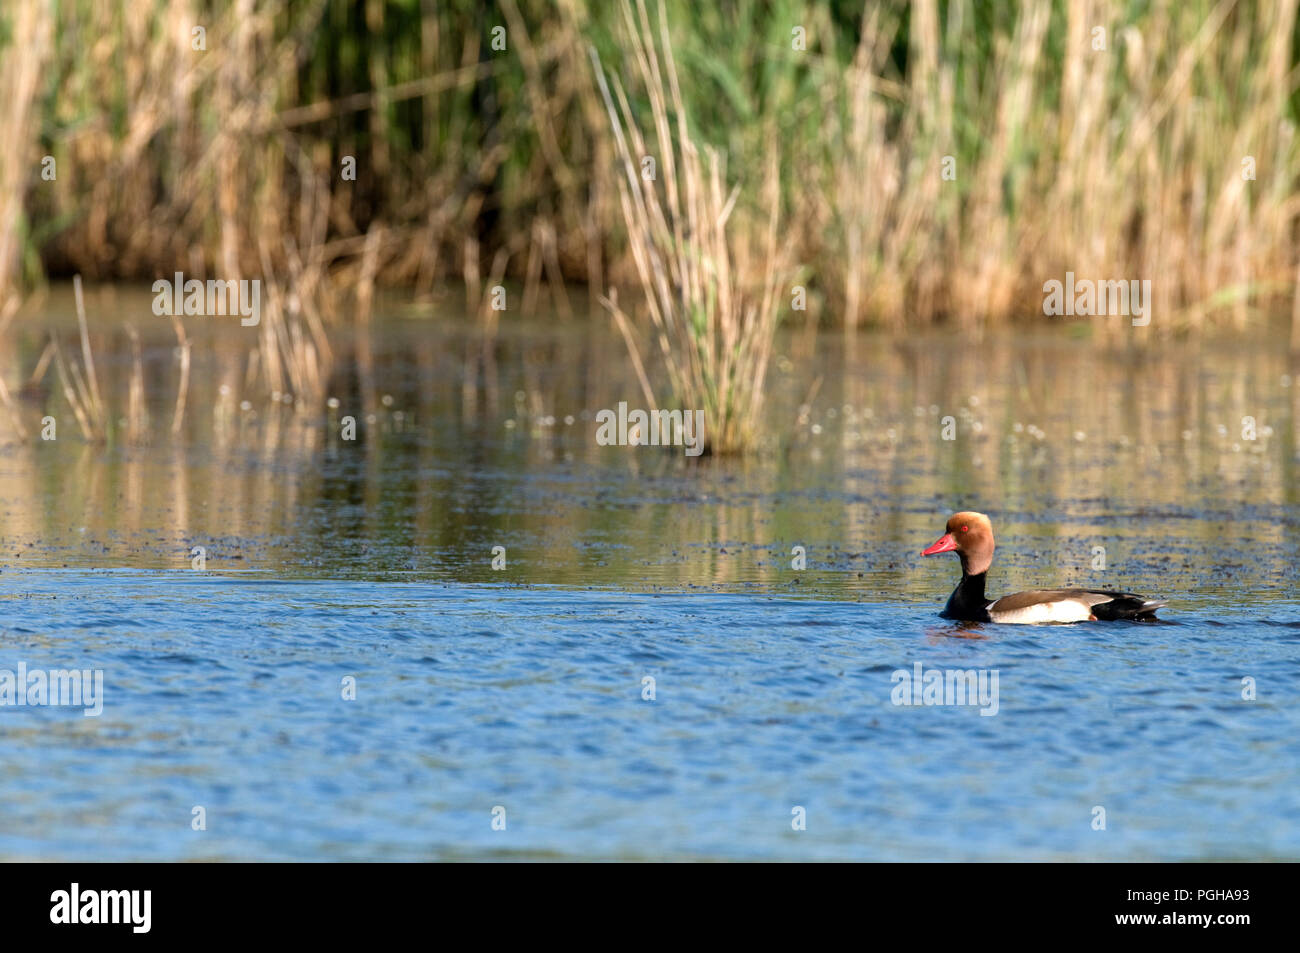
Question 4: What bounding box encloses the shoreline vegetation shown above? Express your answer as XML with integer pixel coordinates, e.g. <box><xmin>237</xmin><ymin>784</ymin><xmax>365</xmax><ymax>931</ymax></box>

<box><xmin>0</xmin><ymin>0</ymin><xmax>1299</xmax><ymax>451</ymax></box>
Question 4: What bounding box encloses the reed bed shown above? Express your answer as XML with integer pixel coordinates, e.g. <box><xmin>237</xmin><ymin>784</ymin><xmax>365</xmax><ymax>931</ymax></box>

<box><xmin>0</xmin><ymin>0</ymin><xmax>1297</xmax><ymax>339</ymax></box>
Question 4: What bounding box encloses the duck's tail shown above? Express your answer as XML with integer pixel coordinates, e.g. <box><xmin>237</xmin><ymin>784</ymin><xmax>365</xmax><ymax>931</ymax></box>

<box><xmin>1090</xmin><ymin>591</ymin><xmax>1166</xmax><ymax>621</ymax></box>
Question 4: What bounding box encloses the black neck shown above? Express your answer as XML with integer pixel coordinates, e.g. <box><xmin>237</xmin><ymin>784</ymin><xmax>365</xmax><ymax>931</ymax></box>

<box><xmin>958</xmin><ymin>570</ymin><xmax>986</xmax><ymax>603</ymax></box>
<box><xmin>941</xmin><ymin>570</ymin><xmax>989</xmax><ymax>621</ymax></box>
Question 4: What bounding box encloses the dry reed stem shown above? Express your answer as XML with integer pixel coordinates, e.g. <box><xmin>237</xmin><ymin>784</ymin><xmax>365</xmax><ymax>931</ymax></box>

<box><xmin>48</xmin><ymin>275</ymin><xmax>108</xmax><ymax>442</ymax></box>
<box><xmin>589</xmin><ymin>0</ymin><xmax>787</xmax><ymax>453</ymax></box>
<box><xmin>0</xmin><ymin>0</ymin><xmax>52</xmax><ymax>309</ymax></box>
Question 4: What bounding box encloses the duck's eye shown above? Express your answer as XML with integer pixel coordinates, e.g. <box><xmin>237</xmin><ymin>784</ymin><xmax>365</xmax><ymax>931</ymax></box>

<box><xmin>960</xmin><ymin>525</ymin><xmax>968</xmax><ymax>532</ymax></box>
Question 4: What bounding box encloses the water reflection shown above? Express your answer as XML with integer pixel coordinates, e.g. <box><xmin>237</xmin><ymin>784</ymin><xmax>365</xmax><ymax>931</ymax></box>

<box><xmin>924</xmin><ymin>622</ymin><xmax>989</xmax><ymax>641</ymax></box>
<box><xmin>0</xmin><ymin>284</ymin><xmax>1296</xmax><ymax>611</ymax></box>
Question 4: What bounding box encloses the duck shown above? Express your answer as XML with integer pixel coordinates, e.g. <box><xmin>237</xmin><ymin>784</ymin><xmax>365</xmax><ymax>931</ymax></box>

<box><xmin>921</xmin><ymin>511</ymin><xmax>1165</xmax><ymax>623</ymax></box>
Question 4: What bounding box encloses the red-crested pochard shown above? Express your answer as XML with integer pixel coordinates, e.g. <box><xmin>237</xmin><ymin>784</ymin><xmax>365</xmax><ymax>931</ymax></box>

<box><xmin>921</xmin><ymin>511</ymin><xmax>1165</xmax><ymax>623</ymax></box>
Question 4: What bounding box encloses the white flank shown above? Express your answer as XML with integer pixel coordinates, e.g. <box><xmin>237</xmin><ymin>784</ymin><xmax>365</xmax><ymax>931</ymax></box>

<box><xmin>987</xmin><ymin>600</ymin><xmax>1094</xmax><ymax>624</ymax></box>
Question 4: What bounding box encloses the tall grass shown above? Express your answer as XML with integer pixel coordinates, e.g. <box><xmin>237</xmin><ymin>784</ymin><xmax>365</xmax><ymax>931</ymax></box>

<box><xmin>814</xmin><ymin>0</ymin><xmax>1300</xmax><ymax>333</ymax></box>
<box><xmin>0</xmin><ymin>0</ymin><xmax>1297</xmax><ymax>336</ymax></box>
<box><xmin>590</xmin><ymin>0</ymin><xmax>787</xmax><ymax>454</ymax></box>
<box><xmin>7</xmin><ymin>0</ymin><xmax>608</xmax><ymax>302</ymax></box>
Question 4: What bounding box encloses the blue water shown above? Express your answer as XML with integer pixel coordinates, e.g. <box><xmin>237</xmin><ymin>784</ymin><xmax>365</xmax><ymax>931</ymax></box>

<box><xmin>2</xmin><ymin>571</ymin><xmax>1296</xmax><ymax>860</ymax></box>
<box><xmin>3</xmin><ymin>317</ymin><xmax>1299</xmax><ymax>859</ymax></box>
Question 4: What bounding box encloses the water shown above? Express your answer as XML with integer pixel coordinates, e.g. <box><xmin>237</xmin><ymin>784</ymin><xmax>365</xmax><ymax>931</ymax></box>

<box><xmin>0</xmin><ymin>287</ymin><xmax>1297</xmax><ymax>859</ymax></box>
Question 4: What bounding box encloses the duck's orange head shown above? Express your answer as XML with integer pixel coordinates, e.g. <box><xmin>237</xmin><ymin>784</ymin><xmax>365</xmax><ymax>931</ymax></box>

<box><xmin>922</xmin><ymin>511</ymin><xmax>995</xmax><ymax>575</ymax></box>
